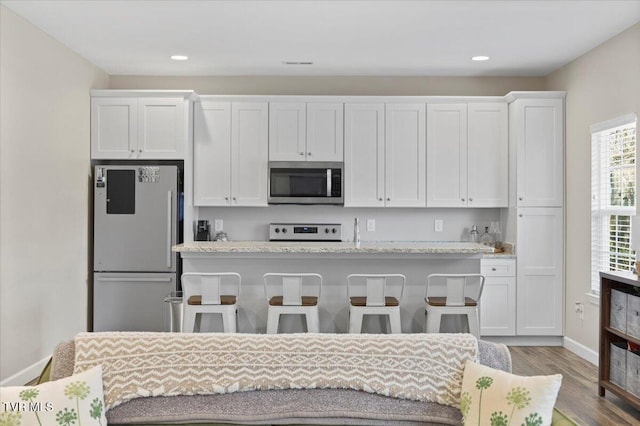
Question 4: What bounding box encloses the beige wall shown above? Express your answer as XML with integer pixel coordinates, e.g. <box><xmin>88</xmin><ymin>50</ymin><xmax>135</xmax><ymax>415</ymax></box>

<box><xmin>545</xmin><ymin>23</ymin><xmax>640</xmax><ymax>353</ymax></box>
<box><xmin>110</xmin><ymin>75</ymin><xmax>545</xmax><ymax>96</ymax></box>
<box><xmin>0</xmin><ymin>5</ymin><xmax>109</xmax><ymax>382</ymax></box>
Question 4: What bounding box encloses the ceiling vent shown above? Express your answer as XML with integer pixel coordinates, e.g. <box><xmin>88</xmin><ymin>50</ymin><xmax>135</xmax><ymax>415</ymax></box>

<box><xmin>282</xmin><ymin>61</ymin><xmax>314</xmax><ymax>65</ymax></box>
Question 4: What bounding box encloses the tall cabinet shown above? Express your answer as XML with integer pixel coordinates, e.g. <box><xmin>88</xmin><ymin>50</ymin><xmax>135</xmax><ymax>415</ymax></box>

<box><xmin>507</xmin><ymin>92</ymin><xmax>566</xmax><ymax>336</ymax></box>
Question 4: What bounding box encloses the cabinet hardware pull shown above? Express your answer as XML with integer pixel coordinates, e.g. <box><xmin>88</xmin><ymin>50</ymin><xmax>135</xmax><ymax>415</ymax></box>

<box><xmin>224</xmin><ymin>197</ymin><xmax>229</xmax><ymax>200</ymax></box>
<box><xmin>378</xmin><ymin>198</ymin><xmax>383</xmax><ymax>201</ymax></box>
<box><xmin>139</xmin><ymin>149</ymin><xmax>143</xmax><ymax>153</ymax></box>
<box><xmin>308</xmin><ymin>152</ymin><xmax>312</xmax><ymax>156</ymax></box>
<box><xmin>461</xmin><ymin>198</ymin><xmax>465</xmax><ymax>202</ymax></box>
<box><xmin>492</xmin><ymin>268</ymin><xmax>497</xmax><ymax>271</ymax></box>
<box><xmin>519</xmin><ymin>196</ymin><xmax>524</xmax><ymax>201</ymax></box>
<box><xmin>166</xmin><ymin>191</ymin><xmax>172</xmax><ymax>268</ymax></box>
<box><xmin>469</xmin><ymin>198</ymin><xmax>473</xmax><ymax>202</ymax></box>
<box><xmin>519</xmin><ymin>214</ymin><xmax>523</xmax><ymax>217</ymax></box>
<box><xmin>299</xmin><ymin>152</ymin><xmax>304</xmax><ymax>155</ymax></box>
<box><xmin>232</xmin><ymin>197</ymin><xmax>237</xmax><ymax>201</ymax></box>
<box><xmin>387</xmin><ymin>198</ymin><xmax>390</xmax><ymax>201</ymax></box>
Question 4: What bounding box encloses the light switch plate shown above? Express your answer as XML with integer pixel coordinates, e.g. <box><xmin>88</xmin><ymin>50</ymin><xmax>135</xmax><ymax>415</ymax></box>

<box><xmin>214</xmin><ymin>219</ymin><xmax>224</xmax><ymax>232</ymax></box>
<box><xmin>434</xmin><ymin>219</ymin><xmax>443</xmax><ymax>232</ymax></box>
<box><xmin>367</xmin><ymin>219</ymin><xmax>375</xmax><ymax>232</ymax></box>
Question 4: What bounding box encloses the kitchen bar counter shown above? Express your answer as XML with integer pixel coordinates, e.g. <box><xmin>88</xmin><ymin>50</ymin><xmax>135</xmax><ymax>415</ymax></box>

<box><xmin>174</xmin><ymin>241</ymin><xmax>495</xmax><ymax>255</ymax></box>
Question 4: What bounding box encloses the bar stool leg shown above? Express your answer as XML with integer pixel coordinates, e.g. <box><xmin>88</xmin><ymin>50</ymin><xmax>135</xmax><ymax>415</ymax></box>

<box><xmin>466</xmin><ymin>309</ymin><xmax>480</xmax><ymax>338</ymax></box>
<box><xmin>182</xmin><ymin>308</ymin><xmax>197</xmax><ymax>333</ymax></box>
<box><xmin>426</xmin><ymin>309</ymin><xmax>442</xmax><ymax>334</ymax></box>
<box><xmin>349</xmin><ymin>308</ymin><xmax>364</xmax><ymax>333</ymax></box>
<box><xmin>266</xmin><ymin>308</ymin><xmax>280</xmax><ymax>334</ymax></box>
<box><xmin>305</xmin><ymin>308</ymin><xmax>319</xmax><ymax>333</ymax></box>
<box><xmin>388</xmin><ymin>310</ymin><xmax>401</xmax><ymax>334</ymax></box>
<box><xmin>223</xmin><ymin>308</ymin><xmax>237</xmax><ymax>333</ymax></box>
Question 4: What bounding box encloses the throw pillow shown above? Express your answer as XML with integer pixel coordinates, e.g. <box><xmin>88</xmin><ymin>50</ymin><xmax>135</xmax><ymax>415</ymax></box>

<box><xmin>0</xmin><ymin>365</ymin><xmax>107</xmax><ymax>425</ymax></box>
<box><xmin>460</xmin><ymin>360</ymin><xmax>562</xmax><ymax>426</ymax></box>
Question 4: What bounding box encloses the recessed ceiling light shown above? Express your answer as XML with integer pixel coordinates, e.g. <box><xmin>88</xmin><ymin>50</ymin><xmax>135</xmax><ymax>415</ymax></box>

<box><xmin>170</xmin><ymin>55</ymin><xmax>188</xmax><ymax>61</ymax></box>
<box><xmin>471</xmin><ymin>55</ymin><xmax>490</xmax><ymax>61</ymax></box>
<box><xmin>282</xmin><ymin>61</ymin><xmax>314</xmax><ymax>65</ymax></box>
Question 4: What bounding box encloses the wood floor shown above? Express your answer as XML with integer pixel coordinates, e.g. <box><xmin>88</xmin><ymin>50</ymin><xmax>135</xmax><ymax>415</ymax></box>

<box><xmin>510</xmin><ymin>346</ymin><xmax>640</xmax><ymax>425</ymax></box>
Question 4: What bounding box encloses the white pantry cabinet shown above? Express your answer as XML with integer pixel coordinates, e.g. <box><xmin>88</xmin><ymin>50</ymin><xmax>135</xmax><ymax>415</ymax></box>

<box><xmin>515</xmin><ymin>207</ymin><xmax>564</xmax><ymax>336</ymax></box>
<box><xmin>512</xmin><ymin>98</ymin><xmax>564</xmax><ymax>207</ymax></box>
<box><xmin>426</xmin><ymin>102</ymin><xmax>508</xmax><ymax>207</ymax></box>
<box><xmin>91</xmin><ymin>96</ymin><xmax>187</xmax><ymax>159</ymax></box>
<box><xmin>344</xmin><ymin>103</ymin><xmax>425</xmax><ymax>207</ymax></box>
<box><xmin>480</xmin><ymin>258</ymin><xmax>516</xmax><ymax>336</ymax></box>
<box><xmin>269</xmin><ymin>102</ymin><xmax>343</xmax><ymax>162</ymax></box>
<box><xmin>194</xmin><ymin>101</ymin><xmax>268</xmax><ymax>206</ymax></box>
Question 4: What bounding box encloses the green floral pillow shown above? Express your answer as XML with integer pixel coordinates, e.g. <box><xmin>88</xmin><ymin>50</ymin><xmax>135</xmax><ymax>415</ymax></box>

<box><xmin>0</xmin><ymin>365</ymin><xmax>106</xmax><ymax>426</ymax></box>
<box><xmin>460</xmin><ymin>361</ymin><xmax>562</xmax><ymax>426</ymax></box>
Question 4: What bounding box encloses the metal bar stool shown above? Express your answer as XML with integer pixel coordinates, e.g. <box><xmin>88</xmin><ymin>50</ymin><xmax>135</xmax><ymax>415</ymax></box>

<box><xmin>424</xmin><ymin>273</ymin><xmax>485</xmax><ymax>338</ymax></box>
<box><xmin>347</xmin><ymin>274</ymin><xmax>405</xmax><ymax>333</ymax></box>
<box><xmin>264</xmin><ymin>273</ymin><xmax>322</xmax><ymax>334</ymax></box>
<box><xmin>181</xmin><ymin>272</ymin><xmax>241</xmax><ymax>333</ymax></box>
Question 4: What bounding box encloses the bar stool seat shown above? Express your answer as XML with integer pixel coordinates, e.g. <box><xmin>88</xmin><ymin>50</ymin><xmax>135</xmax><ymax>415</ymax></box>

<box><xmin>347</xmin><ymin>274</ymin><xmax>405</xmax><ymax>334</ymax></box>
<box><xmin>181</xmin><ymin>272</ymin><xmax>241</xmax><ymax>333</ymax></box>
<box><xmin>264</xmin><ymin>273</ymin><xmax>322</xmax><ymax>334</ymax></box>
<box><xmin>424</xmin><ymin>273</ymin><xmax>485</xmax><ymax>338</ymax></box>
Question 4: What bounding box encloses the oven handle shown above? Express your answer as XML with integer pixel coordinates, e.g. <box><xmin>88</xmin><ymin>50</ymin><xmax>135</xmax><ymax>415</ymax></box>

<box><xmin>327</xmin><ymin>169</ymin><xmax>331</xmax><ymax>197</ymax></box>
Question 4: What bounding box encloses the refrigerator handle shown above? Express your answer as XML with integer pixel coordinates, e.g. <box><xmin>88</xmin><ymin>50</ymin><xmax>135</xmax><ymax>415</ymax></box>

<box><xmin>167</xmin><ymin>190</ymin><xmax>172</xmax><ymax>268</ymax></box>
<box><xmin>100</xmin><ymin>277</ymin><xmax>173</xmax><ymax>282</ymax></box>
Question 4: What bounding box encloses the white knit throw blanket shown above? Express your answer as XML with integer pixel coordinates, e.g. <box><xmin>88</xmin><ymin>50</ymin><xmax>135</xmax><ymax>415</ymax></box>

<box><xmin>73</xmin><ymin>332</ymin><xmax>478</xmax><ymax>410</ymax></box>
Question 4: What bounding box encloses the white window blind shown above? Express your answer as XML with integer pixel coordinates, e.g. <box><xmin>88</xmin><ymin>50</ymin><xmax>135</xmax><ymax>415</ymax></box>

<box><xmin>591</xmin><ymin>113</ymin><xmax>637</xmax><ymax>293</ymax></box>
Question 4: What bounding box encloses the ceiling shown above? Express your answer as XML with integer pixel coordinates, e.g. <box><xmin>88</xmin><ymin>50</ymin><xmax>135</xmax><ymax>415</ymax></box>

<box><xmin>2</xmin><ymin>0</ymin><xmax>640</xmax><ymax>77</ymax></box>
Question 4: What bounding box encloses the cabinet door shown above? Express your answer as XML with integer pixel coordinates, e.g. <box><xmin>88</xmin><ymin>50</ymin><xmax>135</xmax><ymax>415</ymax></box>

<box><xmin>516</xmin><ymin>208</ymin><xmax>564</xmax><ymax>335</ymax></box>
<box><xmin>467</xmin><ymin>103</ymin><xmax>508</xmax><ymax>207</ymax></box>
<box><xmin>269</xmin><ymin>103</ymin><xmax>306</xmax><ymax>161</ymax></box>
<box><xmin>426</xmin><ymin>104</ymin><xmax>467</xmax><ymax>207</ymax></box>
<box><xmin>306</xmin><ymin>103</ymin><xmax>344</xmax><ymax>161</ymax></box>
<box><xmin>91</xmin><ymin>97</ymin><xmax>137</xmax><ymax>159</ymax></box>
<box><xmin>193</xmin><ymin>101</ymin><xmax>232</xmax><ymax>206</ymax></box>
<box><xmin>232</xmin><ymin>103</ymin><xmax>269</xmax><ymax>206</ymax></box>
<box><xmin>385</xmin><ymin>104</ymin><xmax>426</xmax><ymax>207</ymax></box>
<box><xmin>138</xmin><ymin>98</ymin><xmax>185</xmax><ymax>159</ymax></box>
<box><xmin>344</xmin><ymin>103</ymin><xmax>385</xmax><ymax>207</ymax></box>
<box><xmin>515</xmin><ymin>99</ymin><xmax>564</xmax><ymax>207</ymax></box>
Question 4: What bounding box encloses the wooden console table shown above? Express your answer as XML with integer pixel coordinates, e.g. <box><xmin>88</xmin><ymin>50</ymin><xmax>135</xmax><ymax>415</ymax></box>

<box><xmin>599</xmin><ymin>270</ymin><xmax>640</xmax><ymax>410</ymax></box>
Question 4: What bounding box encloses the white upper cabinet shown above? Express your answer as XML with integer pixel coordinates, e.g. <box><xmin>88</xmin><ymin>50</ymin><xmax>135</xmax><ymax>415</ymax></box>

<box><xmin>385</xmin><ymin>103</ymin><xmax>426</xmax><ymax>207</ymax></box>
<box><xmin>269</xmin><ymin>102</ymin><xmax>344</xmax><ymax>161</ymax></box>
<box><xmin>467</xmin><ymin>103</ymin><xmax>508</xmax><ymax>207</ymax></box>
<box><xmin>306</xmin><ymin>103</ymin><xmax>344</xmax><ymax>162</ymax></box>
<box><xmin>426</xmin><ymin>104</ymin><xmax>467</xmax><ymax>207</ymax></box>
<box><xmin>426</xmin><ymin>102</ymin><xmax>507</xmax><ymax>207</ymax></box>
<box><xmin>512</xmin><ymin>98</ymin><xmax>564</xmax><ymax>207</ymax></box>
<box><xmin>91</xmin><ymin>95</ymin><xmax>186</xmax><ymax>159</ymax></box>
<box><xmin>344</xmin><ymin>103</ymin><xmax>425</xmax><ymax>207</ymax></box>
<box><xmin>344</xmin><ymin>103</ymin><xmax>386</xmax><ymax>207</ymax></box>
<box><xmin>194</xmin><ymin>101</ymin><xmax>268</xmax><ymax>206</ymax></box>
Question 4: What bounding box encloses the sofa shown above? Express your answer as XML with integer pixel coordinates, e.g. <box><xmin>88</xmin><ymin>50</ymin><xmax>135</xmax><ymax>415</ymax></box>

<box><xmin>38</xmin><ymin>332</ymin><xmax>514</xmax><ymax>426</ymax></box>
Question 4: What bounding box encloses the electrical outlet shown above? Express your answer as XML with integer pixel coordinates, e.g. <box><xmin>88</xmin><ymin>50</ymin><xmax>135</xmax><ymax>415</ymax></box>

<box><xmin>214</xmin><ymin>219</ymin><xmax>223</xmax><ymax>232</ymax></box>
<box><xmin>367</xmin><ymin>219</ymin><xmax>375</xmax><ymax>232</ymax></box>
<box><xmin>434</xmin><ymin>219</ymin><xmax>444</xmax><ymax>232</ymax></box>
<box><xmin>574</xmin><ymin>301</ymin><xmax>584</xmax><ymax>320</ymax></box>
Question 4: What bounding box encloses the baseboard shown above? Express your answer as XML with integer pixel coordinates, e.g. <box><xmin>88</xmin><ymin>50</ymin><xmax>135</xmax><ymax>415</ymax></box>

<box><xmin>0</xmin><ymin>356</ymin><xmax>50</xmax><ymax>386</ymax></box>
<box><xmin>563</xmin><ymin>336</ymin><xmax>599</xmax><ymax>366</ymax></box>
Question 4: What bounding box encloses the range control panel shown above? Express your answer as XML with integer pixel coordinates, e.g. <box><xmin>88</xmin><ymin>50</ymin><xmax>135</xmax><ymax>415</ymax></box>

<box><xmin>269</xmin><ymin>223</ymin><xmax>342</xmax><ymax>241</ymax></box>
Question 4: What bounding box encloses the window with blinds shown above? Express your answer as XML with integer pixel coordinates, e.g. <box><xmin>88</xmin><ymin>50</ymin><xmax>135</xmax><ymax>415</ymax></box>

<box><xmin>591</xmin><ymin>113</ymin><xmax>637</xmax><ymax>294</ymax></box>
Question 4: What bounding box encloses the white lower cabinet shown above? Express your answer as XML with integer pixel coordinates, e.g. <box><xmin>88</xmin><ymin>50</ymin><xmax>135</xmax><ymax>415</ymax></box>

<box><xmin>480</xmin><ymin>258</ymin><xmax>516</xmax><ymax>336</ymax></box>
<box><xmin>194</xmin><ymin>100</ymin><xmax>268</xmax><ymax>206</ymax></box>
<box><xmin>516</xmin><ymin>207</ymin><xmax>564</xmax><ymax>335</ymax></box>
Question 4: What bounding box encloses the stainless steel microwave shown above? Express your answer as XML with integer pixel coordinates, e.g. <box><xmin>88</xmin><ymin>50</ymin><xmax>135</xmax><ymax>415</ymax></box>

<box><xmin>268</xmin><ymin>161</ymin><xmax>343</xmax><ymax>205</ymax></box>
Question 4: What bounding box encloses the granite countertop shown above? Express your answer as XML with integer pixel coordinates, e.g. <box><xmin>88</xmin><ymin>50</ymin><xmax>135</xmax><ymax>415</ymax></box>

<box><xmin>173</xmin><ymin>241</ymin><xmax>497</xmax><ymax>254</ymax></box>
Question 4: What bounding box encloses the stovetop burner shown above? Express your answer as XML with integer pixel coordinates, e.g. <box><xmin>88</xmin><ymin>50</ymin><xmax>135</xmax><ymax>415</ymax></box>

<box><xmin>269</xmin><ymin>223</ymin><xmax>343</xmax><ymax>242</ymax></box>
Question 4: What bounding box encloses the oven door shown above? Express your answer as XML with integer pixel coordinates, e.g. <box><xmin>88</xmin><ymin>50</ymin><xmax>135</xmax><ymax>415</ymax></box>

<box><xmin>268</xmin><ymin>162</ymin><xmax>343</xmax><ymax>204</ymax></box>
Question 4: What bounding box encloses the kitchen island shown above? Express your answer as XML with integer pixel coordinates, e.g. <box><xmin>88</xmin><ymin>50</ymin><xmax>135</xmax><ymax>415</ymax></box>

<box><xmin>174</xmin><ymin>241</ymin><xmax>494</xmax><ymax>333</ymax></box>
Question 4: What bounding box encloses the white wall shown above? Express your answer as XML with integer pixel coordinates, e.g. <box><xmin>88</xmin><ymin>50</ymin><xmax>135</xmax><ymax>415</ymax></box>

<box><xmin>545</xmin><ymin>23</ymin><xmax>640</xmax><ymax>354</ymax></box>
<box><xmin>0</xmin><ymin>5</ymin><xmax>109</xmax><ymax>383</ymax></box>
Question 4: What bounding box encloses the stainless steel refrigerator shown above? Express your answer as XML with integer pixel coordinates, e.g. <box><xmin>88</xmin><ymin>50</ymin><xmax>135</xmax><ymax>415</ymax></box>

<box><xmin>93</xmin><ymin>164</ymin><xmax>181</xmax><ymax>331</ymax></box>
